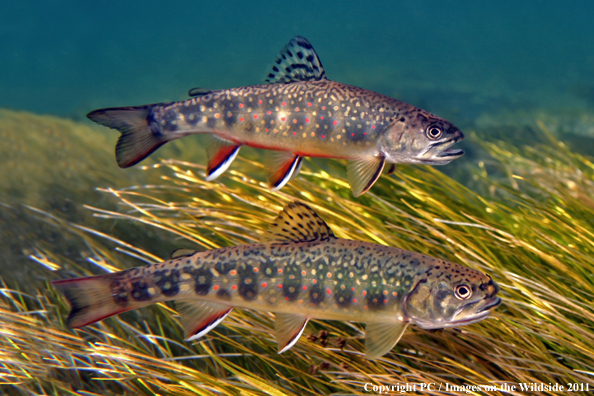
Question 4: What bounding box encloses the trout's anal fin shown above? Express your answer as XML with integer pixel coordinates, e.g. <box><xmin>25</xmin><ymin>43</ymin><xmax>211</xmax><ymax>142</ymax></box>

<box><xmin>177</xmin><ymin>300</ymin><xmax>233</xmax><ymax>341</ymax></box>
<box><xmin>265</xmin><ymin>36</ymin><xmax>327</xmax><ymax>84</ymax></box>
<box><xmin>261</xmin><ymin>202</ymin><xmax>335</xmax><ymax>243</ymax></box>
<box><xmin>275</xmin><ymin>313</ymin><xmax>309</xmax><ymax>353</ymax></box>
<box><xmin>205</xmin><ymin>137</ymin><xmax>241</xmax><ymax>181</ymax></box>
<box><xmin>347</xmin><ymin>156</ymin><xmax>386</xmax><ymax>197</ymax></box>
<box><xmin>268</xmin><ymin>152</ymin><xmax>303</xmax><ymax>191</ymax></box>
<box><xmin>365</xmin><ymin>321</ymin><xmax>409</xmax><ymax>360</ymax></box>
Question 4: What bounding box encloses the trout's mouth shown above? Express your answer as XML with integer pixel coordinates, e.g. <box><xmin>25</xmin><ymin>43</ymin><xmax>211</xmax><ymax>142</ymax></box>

<box><xmin>417</xmin><ymin>138</ymin><xmax>464</xmax><ymax>165</ymax></box>
<box><xmin>449</xmin><ymin>296</ymin><xmax>502</xmax><ymax>326</ymax></box>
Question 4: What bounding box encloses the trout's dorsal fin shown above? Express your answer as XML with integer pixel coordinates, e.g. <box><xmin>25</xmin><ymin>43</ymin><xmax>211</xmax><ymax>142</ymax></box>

<box><xmin>347</xmin><ymin>156</ymin><xmax>386</xmax><ymax>197</ymax></box>
<box><xmin>275</xmin><ymin>313</ymin><xmax>309</xmax><ymax>353</ymax></box>
<box><xmin>365</xmin><ymin>320</ymin><xmax>409</xmax><ymax>360</ymax></box>
<box><xmin>261</xmin><ymin>202</ymin><xmax>335</xmax><ymax>243</ymax></box>
<box><xmin>265</xmin><ymin>36</ymin><xmax>327</xmax><ymax>84</ymax></box>
<box><xmin>177</xmin><ymin>300</ymin><xmax>233</xmax><ymax>341</ymax></box>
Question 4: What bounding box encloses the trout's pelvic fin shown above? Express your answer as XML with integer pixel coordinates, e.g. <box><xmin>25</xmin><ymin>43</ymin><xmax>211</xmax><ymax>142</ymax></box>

<box><xmin>268</xmin><ymin>152</ymin><xmax>303</xmax><ymax>191</ymax></box>
<box><xmin>177</xmin><ymin>300</ymin><xmax>233</xmax><ymax>341</ymax></box>
<box><xmin>347</xmin><ymin>156</ymin><xmax>386</xmax><ymax>197</ymax></box>
<box><xmin>365</xmin><ymin>321</ymin><xmax>409</xmax><ymax>360</ymax></box>
<box><xmin>275</xmin><ymin>313</ymin><xmax>309</xmax><ymax>354</ymax></box>
<box><xmin>261</xmin><ymin>202</ymin><xmax>335</xmax><ymax>243</ymax></box>
<box><xmin>87</xmin><ymin>106</ymin><xmax>167</xmax><ymax>168</ymax></box>
<box><xmin>265</xmin><ymin>36</ymin><xmax>327</xmax><ymax>84</ymax></box>
<box><xmin>52</xmin><ymin>273</ymin><xmax>134</xmax><ymax>328</ymax></box>
<box><xmin>204</xmin><ymin>136</ymin><xmax>241</xmax><ymax>181</ymax></box>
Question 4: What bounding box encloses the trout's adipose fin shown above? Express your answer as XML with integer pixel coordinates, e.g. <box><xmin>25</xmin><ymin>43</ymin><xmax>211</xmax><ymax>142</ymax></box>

<box><xmin>87</xmin><ymin>106</ymin><xmax>167</xmax><ymax>168</ymax></box>
<box><xmin>347</xmin><ymin>156</ymin><xmax>386</xmax><ymax>197</ymax></box>
<box><xmin>265</xmin><ymin>36</ymin><xmax>327</xmax><ymax>84</ymax></box>
<box><xmin>261</xmin><ymin>202</ymin><xmax>335</xmax><ymax>243</ymax></box>
<box><xmin>177</xmin><ymin>300</ymin><xmax>233</xmax><ymax>341</ymax></box>
<box><xmin>365</xmin><ymin>321</ymin><xmax>409</xmax><ymax>360</ymax></box>
<box><xmin>204</xmin><ymin>137</ymin><xmax>241</xmax><ymax>181</ymax></box>
<box><xmin>275</xmin><ymin>313</ymin><xmax>309</xmax><ymax>353</ymax></box>
<box><xmin>170</xmin><ymin>248</ymin><xmax>198</xmax><ymax>259</ymax></box>
<box><xmin>268</xmin><ymin>152</ymin><xmax>303</xmax><ymax>191</ymax></box>
<box><xmin>187</xmin><ymin>87</ymin><xmax>212</xmax><ymax>97</ymax></box>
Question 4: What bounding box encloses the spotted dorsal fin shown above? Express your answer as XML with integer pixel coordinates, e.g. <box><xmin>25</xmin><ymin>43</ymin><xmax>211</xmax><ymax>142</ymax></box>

<box><xmin>261</xmin><ymin>202</ymin><xmax>334</xmax><ymax>243</ymax></box>
<box><xmin>265</xmin><ymin>36</ymin><xmax>327</xmax><ymax>84</ymax></box>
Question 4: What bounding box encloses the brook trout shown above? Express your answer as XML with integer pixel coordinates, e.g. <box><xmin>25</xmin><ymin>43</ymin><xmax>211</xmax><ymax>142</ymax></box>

<box><xmin>54</xmin><ymin>202</ymin><xmax>500</xmax><ymax>359</ymax></box>
<box><xmin>87</xmin><ymin>36</ymin><xmax>464</xmax><ymax>196</ymax></box>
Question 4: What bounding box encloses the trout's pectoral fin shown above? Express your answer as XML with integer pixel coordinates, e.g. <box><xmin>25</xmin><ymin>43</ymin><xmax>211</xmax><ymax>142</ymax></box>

<box><xmin>268</xmin><ymin>152</ymin><xmax>303</xmax><ymax>191</ymax></box>
<box><xmin>265</xmin><ymin>36</ymin><xmax>327</xmax><ymax>84</ymax></box>
<box><xmin>347</xmin><ymin>156</ymin><xmax>386</xmax><ymax>197</ymax></box>
<box><xmin>177</xmin><ymin>300</ymin><xmax>233</xmax><ymax>341</ymax></box>
<box><xmin>386</xmin><ymin>163</ymin><xmax>396</xmax><ymax>175</ymax></box>
<box><xmin>275</xmin><ymin>313</ymin><xmax>309</xmax><ymax>353</ymax></box>
<box><xmin>261</xmin><ymin>201</ymin><xmax>335</xmax><ymax>243</ymax></box>
<box><xmin>204</xmin><ymin>136</ymin><xmax>241</xmax><ymax>181</ymax></box>
<box><xmin>364</xmin><ymin>321</ymin><xmax>409</xmax><ymax>360</ymax></box>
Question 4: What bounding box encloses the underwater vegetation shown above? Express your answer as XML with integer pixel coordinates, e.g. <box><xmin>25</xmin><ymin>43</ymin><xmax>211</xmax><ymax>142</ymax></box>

<box><xmin>1</xmin><ymin>115</ymin><xmax>593</xmax><ymax>394</ymax></box>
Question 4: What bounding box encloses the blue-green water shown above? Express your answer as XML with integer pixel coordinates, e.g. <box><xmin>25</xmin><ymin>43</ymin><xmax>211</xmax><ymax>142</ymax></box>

<box><xmin>2</xmin><ymin>1</ymin><xmax>594</xmax><ymax>122</ymax></box>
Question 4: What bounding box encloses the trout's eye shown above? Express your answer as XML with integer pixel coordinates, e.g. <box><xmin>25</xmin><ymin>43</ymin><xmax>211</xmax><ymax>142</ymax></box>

<box><xmin>455</xmin><ymin>284</ymin><xmax>472</xmax><ymax>300</ymax></box>
<box><xmin>426</xmin><ymin>126</ymin><xmax>443</xmax><ymax>140</ymax></box>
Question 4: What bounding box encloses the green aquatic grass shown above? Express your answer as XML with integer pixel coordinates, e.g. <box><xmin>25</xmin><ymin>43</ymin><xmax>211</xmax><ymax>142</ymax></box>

<box><xmin>1</xmin><ymin>121</ymin><xmax>594</xmax><ymax>395</ymax></box>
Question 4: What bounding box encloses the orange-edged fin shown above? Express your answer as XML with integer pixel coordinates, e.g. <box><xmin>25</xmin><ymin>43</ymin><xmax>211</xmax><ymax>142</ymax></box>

<box><xmin>275</xmin><ymin>313</ymin><xmax>309</xmax><ymax>353</ymax></box>
<box><xmin>205</xmin><ymin>137</ymin><xmax>241</xmax><ymax>181</ymax></box>
<box><xmin>53</xmin><ymin>273</ymin><xmax>138</xmax><ymax>328</ymax></box>
<box><xmin>288</xmin><ymin>157</ymin><xmax>303</xmax><ymax>183</ymax></box>
<box><xmin>386</xmin><ymin>163</ymin><xmax>396</xmax><ymax>175</ymax></box>
<box><xmin>268</xmin><ymin>152</ymin><xmax>303</xmax><ymax>191</ymax></box>
<box><xmin>176</xmin><ymin>300</ymin><xmax>233</xmax><ymax>341</ymax></box>
<box><xmin>365</xmin><ymin>321</ymin><xmax>409</xmax><ymax>360</ymax></box>
<box><xmin>346</xmin><ymin>156</ymin><xmax>386</xmax><ymax>197</ymax></box>
<box><xmin>87</xmin><ymin>106</ymin><xmax>167</xmax><ymax>168</ymax></box>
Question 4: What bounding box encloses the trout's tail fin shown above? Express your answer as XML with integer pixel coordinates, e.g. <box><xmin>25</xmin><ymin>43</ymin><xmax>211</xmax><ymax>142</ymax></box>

<box><xmin>53</xmin><ymin>273</ymin><xmax>133</xmax><ymax>328</ymax></box>
<box><xmin>87</xmin><ymin>106</ymin><xmax>166</xmax><ymax>168</ymax></box>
